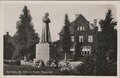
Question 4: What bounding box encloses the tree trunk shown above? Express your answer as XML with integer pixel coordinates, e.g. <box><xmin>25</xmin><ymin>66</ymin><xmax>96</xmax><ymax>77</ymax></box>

<box><xmin>64</xmin><ymin>52</ymin><xmax>67</xmax><ymax>66</ymax></box>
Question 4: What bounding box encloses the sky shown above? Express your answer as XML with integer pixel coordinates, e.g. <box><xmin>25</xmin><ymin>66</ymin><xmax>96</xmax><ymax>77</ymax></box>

<box><xmin>2</xmin><ymin>1</ymin><xmax>117</xmax><ymax>41</ymax></box>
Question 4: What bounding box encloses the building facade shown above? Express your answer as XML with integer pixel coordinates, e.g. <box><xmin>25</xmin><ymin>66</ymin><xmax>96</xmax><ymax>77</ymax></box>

<box><xmin>4</xmin><ymin>32</ymin><xmax>15</xmax><ymax>60</ymax></box>
<box><xmin>54</xmin><ymin>14</ymin><xmax>98</xmax><ymax>60</ymax></box>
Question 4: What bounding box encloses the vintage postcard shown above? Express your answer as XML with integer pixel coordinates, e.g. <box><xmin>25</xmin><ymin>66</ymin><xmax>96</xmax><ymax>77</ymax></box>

<box><xmin>0</xmin><ymin>1</ymin><xmax>120</xmax><ymax>78</ymax></box>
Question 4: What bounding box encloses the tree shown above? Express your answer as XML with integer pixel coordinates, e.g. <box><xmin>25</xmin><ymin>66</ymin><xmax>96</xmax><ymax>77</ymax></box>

<box><xmin>96</xmin><ymin>9</ymin><xmax>117</xmax><ymax>75</ymax></box>
<box><xmin>99</xmin><ymin>9</ymin><xmax>117</xmax><ymax>62</ymax></box>
<box><xmin>13</xmin><ymin>6</ymin><xmax>39</xmax><ymax>61</ymax></box>
<box><xmin>61</xmin><ymin>14</ymin><xmax>71</xmax><ymax>62</ymax></box>
<box><xmin>74</xmin><ymin>25</ymin><xmax>82</xmax><ymax>60</ymax></box>
<box><xmin>100</xmin><ymin>9</ymin><xmax>117</xmax><ymax>34</ymax></box>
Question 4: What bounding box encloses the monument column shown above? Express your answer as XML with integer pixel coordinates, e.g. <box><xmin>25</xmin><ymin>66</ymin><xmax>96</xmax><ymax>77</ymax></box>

<box><xmin>34</xmin><ymin>12</ymin><xmax>52</xmax><ymax>64</ymax></box>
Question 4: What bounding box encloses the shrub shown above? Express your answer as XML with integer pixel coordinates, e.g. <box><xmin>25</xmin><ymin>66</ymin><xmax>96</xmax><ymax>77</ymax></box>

<box><xmin>56</xmin><ymin>61</ymin><xmax>80</xmax><ymax>75</ymax></box>
<box><xmin>32</xmin><ymin>60</ymin><xmax>45</xmax><ymax>69</ymax></box>
<box><xmin>75</xmin><ymin>57</ymin><xmax>96</xmax><ymax>75</ymax></box>
<box><xmin>46</xmin><ymin>59</ymin><xmax>58</xmax><ymax>68</ymax></box>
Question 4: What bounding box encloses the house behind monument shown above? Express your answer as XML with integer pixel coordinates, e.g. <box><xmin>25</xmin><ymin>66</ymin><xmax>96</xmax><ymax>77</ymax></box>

<box><xmin>52</xmin><ymin>14</ymin><xmax>98</xmax><ymax>61</ymax></box>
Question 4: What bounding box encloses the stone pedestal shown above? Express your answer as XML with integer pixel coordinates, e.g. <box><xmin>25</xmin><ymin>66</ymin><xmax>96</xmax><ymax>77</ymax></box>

<box><xmin>34</xmin><ymin>43</ymin><xmax>50</xmax><ymax>64</ymax></box>
<box><xmin>34</xmin><ymin>13</ymin><xmax>51</xmax><ymax>65</ymax></box>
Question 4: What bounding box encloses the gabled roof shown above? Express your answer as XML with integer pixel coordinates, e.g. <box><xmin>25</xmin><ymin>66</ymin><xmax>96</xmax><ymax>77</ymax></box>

<box><xmin>72</xmin><ymin>14</ymin><xmax>89</xmax><ymax>24</ymax></box>
<box><xmin>59</xmin><ymin>14</ymin><xmax>89</xmax><ymax>35</ymax></box>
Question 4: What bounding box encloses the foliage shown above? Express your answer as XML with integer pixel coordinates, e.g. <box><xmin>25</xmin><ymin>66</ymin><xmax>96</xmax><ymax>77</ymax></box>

<box><xmin>49</xmin><ymin>44</ymin><xmax>58</xmax><ymax>60</ymax></box>
<box><xmin>76</xmin><ymin>56</ymin><xmax>96</xmax><ymax>75</ymax></box>
<box><xmin>99</xmin><ymin>9</ymin><xmax>117</xmax><ymax>34</ymax></box>
<box><xmin>96</xmin><ymin>9</ymin><xmax>117</xmax><ymax>75</ymax></box>
<box><xmin>99</xmin><ymin>9</ymin><xmax>117</xmax><ymax>51</ymax></box>
<box><xmin>56</xmin><ymin>61</ymin><xmax>80</xmax><ymax>75</ymax></box>
<box><xmin>46</xmin><ymin>59</ymin><xmax>58</xmax><ymax>68</ymax></box>
<box><xmin>73</xmin><ymin>18</ymin><xmax>83</xmax><ymax>60</ymax></box>
<box><xmin>99</xmin><ymin>9</ymin><xmax>117</xmax><ymax>61</ymax></box>
<box><xmin>13</xmin><ymin>6</ymin><xmax>39</xmax><ymax>60</ymax></box>
<box><xmin>61</xmin><ymin>14</ymin><xmax>71</xmax><ymax>53</ymax></box>
<box><xmin>33</xmin><ymin>60</ymin><xmax>45</xmax><ymax>69</ymax></box>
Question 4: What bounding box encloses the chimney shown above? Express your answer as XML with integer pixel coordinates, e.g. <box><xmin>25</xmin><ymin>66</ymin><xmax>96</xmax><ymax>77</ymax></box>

<box><xmin>75</xmin><ymin>14</ymin><xmax>79</xmax><ymax>19</ymax></box>
<box><xmin>6</xmin><ymin>32</ymin><xmax>9</xmax><ymax>35</ymax></box>
<box><xmin>94</xmin><ymin>19</ymin><xmax>97</xmax><ymax>26</ymax></box>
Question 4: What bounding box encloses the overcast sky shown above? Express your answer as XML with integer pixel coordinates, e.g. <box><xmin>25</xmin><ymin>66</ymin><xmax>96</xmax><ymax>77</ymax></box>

<box><xmin>2</xmin><ymin>1</ymin><xmax>117</xmax><ymax>41</ymax></box>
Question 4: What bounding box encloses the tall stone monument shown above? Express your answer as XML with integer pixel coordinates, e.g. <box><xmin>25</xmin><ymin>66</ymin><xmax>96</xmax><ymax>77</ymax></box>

<box><xmin>35</xmin><ymin>12</ymin><xmax>51</xmax><ymax>64</ymax></box>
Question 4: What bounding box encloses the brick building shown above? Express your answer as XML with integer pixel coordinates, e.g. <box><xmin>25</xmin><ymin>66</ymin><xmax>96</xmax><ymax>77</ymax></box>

<box><xmin>4</xmin><ymin>32</ymin><xmax>15</xmax><ymax>60</ymax></box>
<box><xmin>53</xmin><ymin>14</ymin><xmax>98</xmax><ymax>60</ymax></box>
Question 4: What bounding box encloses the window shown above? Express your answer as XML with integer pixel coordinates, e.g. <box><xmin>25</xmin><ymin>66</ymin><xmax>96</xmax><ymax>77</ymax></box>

<box><xmin>81</xmin><ymin>46</ymin><xmax>91</xmax><ymax>56</ymax></box>
<box><xmin>83</xmin><ymin>27</ymin><xmax>85</xmax><ymax>30</ymax></box>
<box><xmin>88</xmin><ymin>35</ymin><xmax>93</xmax><ymax>42</ymax></box>
<box><xmin>70</xmin><ymin>47</ymin><xmax>75</xmax><ymax>51</ymax></box>
<box><xmin>71</xmin><ymin>36</ymin><xmax>74</xmax><ymax>42</ymax></box>
<box><xmin>77</xmin><ymin>26</ymin><xmax>80</xmax><ymax>31</ymax></box>
<box><xmin>79</xmin><ymin>36</ymin><xmax>83</xmax><ymax>42</ymax></box>
<box><xmin>77</xmin><ymin>26</ymin><xmax>85</xmax><ymax>31</ymax></box>
<box><xmin>80</xmin><ymin>26</ymin><xmax>82</xmax><ymax>31</ymax></box>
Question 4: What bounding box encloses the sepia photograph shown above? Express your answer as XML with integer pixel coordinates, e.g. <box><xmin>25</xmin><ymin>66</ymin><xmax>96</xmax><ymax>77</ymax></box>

<box><xmin>1</xmin><ymin>1</ymin><xmax>119</xmax><ymax>77</ymax></box>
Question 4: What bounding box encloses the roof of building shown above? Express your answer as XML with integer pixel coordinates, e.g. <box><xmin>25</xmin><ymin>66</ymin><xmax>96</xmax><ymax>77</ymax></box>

<box><xmin>59</xmin><ymin>14</ymin><xmax>97</xmax><ymax>35</ymax></box>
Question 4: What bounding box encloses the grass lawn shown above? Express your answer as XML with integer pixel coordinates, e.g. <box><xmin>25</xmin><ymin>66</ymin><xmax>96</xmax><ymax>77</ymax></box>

<box><xmin>4</xmin><ymin>64</ymin><xmax>59</xmax><ymax>75</ymax></box>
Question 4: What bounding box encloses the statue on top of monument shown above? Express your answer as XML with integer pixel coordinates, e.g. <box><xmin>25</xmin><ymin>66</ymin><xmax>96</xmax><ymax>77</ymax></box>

<box><xmin>41</xmin><ymin>12</ymin><xmax>51</xmax><ymax>43</ymax></box>
<box><xmin>42</xmin><ymin>12</ymin><xmax>51</xmax><ymax>23</ymax></box>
